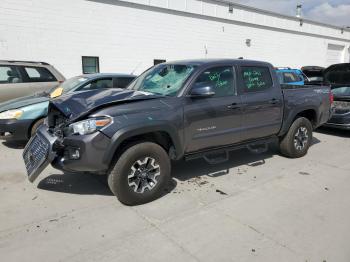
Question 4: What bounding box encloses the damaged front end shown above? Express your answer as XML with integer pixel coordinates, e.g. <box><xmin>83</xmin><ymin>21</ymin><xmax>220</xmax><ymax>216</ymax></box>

<box><xmin>23</xmin><ymin>103</ymin><xmax>113</xmax><ymax>182</ymax></box>
<box><xmin>22</xmin><ymin>88</ymin><xmax>163</xmax><ymax>182</ymax></box>
<box><xmin>22</xmin><ymin>104</ymin><xmax>69</xmax><ymax>182</ymax></box>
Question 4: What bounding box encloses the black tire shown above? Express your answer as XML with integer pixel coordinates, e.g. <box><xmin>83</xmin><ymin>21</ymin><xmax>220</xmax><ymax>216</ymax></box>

<box><xmin>107</xmin><ymin>142</ymin><xmax>171</xmax><ymax>205</ymax></box>
<box><xmin>279</xmin><ymin>117</ymin><xmax>313</xmax><ymax>158</ymax></box>
<box><xmin>30</xmin><ymin>118</ymin><xmax>45</xmax><ymax>137</ymax></box>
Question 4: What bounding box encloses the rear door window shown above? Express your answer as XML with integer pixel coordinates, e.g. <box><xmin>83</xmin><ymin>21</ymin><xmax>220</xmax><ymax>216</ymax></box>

<box><xmin>241</xmin><ymin>66</ymin><xmax>273</xmax><ymax>92</ymax></box>
<box><xmin>23</xmin><ymin>66</ymin><xmax>57</xmax><ymax>82</ymax></box>
<box><xmin>0</xmin><ymin>65</ymin><xmax>23</xmax><ymax>84</ymax></box>
<box><xmin>80</xmin><ymin>78</ymin><xmax>113</xmax><ymax>90</ymax></box>
<box><xmin>114</xmin><ymin>77</ymin><xmax>135</xmax><ymax>89</ymax></box>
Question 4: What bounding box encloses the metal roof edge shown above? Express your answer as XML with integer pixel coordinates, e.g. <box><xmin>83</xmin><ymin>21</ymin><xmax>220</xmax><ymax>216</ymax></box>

<box><xmin>215</xmin><ymin>0</ymin><xmax>350</xmax><ymax>32</ymax></box>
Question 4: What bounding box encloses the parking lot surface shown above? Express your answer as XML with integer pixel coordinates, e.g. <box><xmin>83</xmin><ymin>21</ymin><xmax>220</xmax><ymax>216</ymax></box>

<box><xmin>1</xmin><ymin>128</ymin><xmax>350</xmax><ymax>262</ymax></box>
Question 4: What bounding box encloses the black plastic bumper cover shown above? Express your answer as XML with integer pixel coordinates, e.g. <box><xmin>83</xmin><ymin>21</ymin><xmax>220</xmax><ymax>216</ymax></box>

<box><xmin>51</xmin><ymin>131</ymin><xmax>111</xmax><ymax>173</ymax></box>
<box><xmin>325</xmin><ymin>113</ymin><xmax>350</xmax><ymax>130</ymax></box>
<box><xmin>0</xmin><ymin>119</ymin><xmax>33</xmax><ymax>141</ymax></box>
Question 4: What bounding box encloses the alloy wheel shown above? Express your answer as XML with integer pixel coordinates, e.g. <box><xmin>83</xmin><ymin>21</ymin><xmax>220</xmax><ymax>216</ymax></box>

<box><xmin>294</xmin><ymin>126</ymin><xmax>309</xmax><ymax>151</ymax></box>
<box><xmin>128</xmin><ymin>157</ymin><xmax>161</xmax><ymax>193</ymax></box>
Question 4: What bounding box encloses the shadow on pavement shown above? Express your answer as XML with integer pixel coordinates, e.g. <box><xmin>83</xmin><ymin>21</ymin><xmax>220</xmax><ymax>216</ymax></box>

<box><xmin>36</xmin><ymin>138</ymin><xmax>322</xmax><ymax>196</ymax></box>
<box><xmin>37</xmin><ymin>172</ymin><xmax>177</xmax><ymax>197</ymax></box>
<box><xmin>2</xmin><ymin>140</ymin><xmax>27</xmax><ymax>149</ymax></box>
<box><xmin>316</xmin><ymin>127</ymin><xmax>350</xmax><ymax>138</ymax></box>
<box><xmin>38</xmin><ymin>173</ymin><xmax>114</xmax><ymax>196</ymax></box>
<box><xmin>172</xmin><ymin>146</ymin><xmax>277</xmax><ymax>182</ymax></box>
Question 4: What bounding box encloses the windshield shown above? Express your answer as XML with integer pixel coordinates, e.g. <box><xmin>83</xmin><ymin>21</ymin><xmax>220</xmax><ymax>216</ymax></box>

<box><xmin>128</xmin><ymin>64</ymin><xmax>196</xmax><ymax>96</ymax></box>
<box><xmin>332</xmin><ymin>86</ymin><xmax>350</xmax><ymax>97</ymax></box>
<box><xmin>59</xmin><ymin>76</ymin><xmax>89</xmax><ymax>93</ymax></box>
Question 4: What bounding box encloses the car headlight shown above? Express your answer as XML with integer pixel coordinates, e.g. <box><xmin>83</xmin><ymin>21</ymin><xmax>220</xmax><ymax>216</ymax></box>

<box><xmin>70</xmin><ymin>117</ymin><xmax>112</xmax><ymax>135</ymax></box>
<box><xmin>0</xmin><ymin>109</ymin><xmax>23</xmax><ymax>120</ymax></box>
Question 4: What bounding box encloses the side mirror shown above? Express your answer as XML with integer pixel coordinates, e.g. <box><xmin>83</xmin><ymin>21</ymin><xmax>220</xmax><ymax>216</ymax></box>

<box><xmin>190</xmin><ymin>84</ymin><xmax>215</xmax><ymax>98</ymax></box>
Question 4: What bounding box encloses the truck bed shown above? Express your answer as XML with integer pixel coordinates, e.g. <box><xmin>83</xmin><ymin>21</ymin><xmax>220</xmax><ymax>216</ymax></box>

<box><xmin>279</xmin><ymin>84</ymin><xmax>332</xmax><ymax>136</ymax></box>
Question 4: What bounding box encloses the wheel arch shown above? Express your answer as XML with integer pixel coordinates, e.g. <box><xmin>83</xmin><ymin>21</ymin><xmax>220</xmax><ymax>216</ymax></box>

<box><xmin>280</xmin><ymin>107</ymin><xmax>318</xmax><ymax>137</ymax></box>
<box><xmin>103</xmin><ymin>123</ymin><xmax>183</xmax><ymax>167</ymax></box>
<box><xmin>293</xmin><ymin>109</ymin><xmax>318</xmax><ymax>127</ymax></box>
<box><xmin>27</xmin><ymin>116</ymin><xmax>47</xmax><ymax>138</ymax></box>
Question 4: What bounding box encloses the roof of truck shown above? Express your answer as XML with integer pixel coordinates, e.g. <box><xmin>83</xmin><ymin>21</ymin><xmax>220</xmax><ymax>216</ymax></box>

<box><xmin>163</xmin><ymin>58</ymin><xmax>273</xmax><ymax>67</ymax></box>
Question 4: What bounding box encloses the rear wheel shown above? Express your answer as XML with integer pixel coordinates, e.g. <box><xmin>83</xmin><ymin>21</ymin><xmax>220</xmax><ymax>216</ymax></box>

<box><xmin>107</xmin><ymin>142</ymin><xmax>171</xmax><ymax>205</ymax></box>
<box><xmin>30</xmin><ymin>118</ymin><xmax>45</xmax><ymax>137</ymax></box>
<box><xmin>279</xmin><ymin>117</ymin><xmax>313</xmax><ymax>158</ymax></box>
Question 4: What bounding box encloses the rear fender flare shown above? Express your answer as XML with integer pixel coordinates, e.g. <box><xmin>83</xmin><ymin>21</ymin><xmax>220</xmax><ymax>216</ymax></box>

<box><xmin>280</xmin><ymin>106</ymin><xmax>318</xmax><ymax>136</ymax></box>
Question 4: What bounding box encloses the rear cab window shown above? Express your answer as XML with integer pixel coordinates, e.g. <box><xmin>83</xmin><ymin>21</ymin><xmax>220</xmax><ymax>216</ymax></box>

<box><xmin>241</xmin><ymin>66</ymin><xmax>273</xmax><ymax>92</ymax></box>
<box><xmin>80</xmin><ymin>78</ymin><xmax>113</xmax><ymax>90</ymax></box>
<box><xmin>283</xmin><ymin>72</ymin><xmax>303</xmax><ymax>83</ymax></box>
<box><xmin>22</xmin><ymin>66</ymin><xmax>57</xmax><ymax>82</ymax></box>
<box><xmin>114</xmin><ymin>77</ymin><xmax>135</xmax><ymax>89</ymax></box>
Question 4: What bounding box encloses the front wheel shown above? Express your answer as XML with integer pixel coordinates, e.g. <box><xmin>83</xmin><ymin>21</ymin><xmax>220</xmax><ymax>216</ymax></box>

<box><xmin>107</xmin><ymin>142</ymin><xmax>171</xmax><ymax>205</ymax></box>
<box><xmin>30</xmin><ymin>118</ymin><xmax>45</xmax><ymax>137</ymax></box>
<box><xmin>279</xmin><ymin>117</ymin><xmax>313</xmax><ymax>158</ymax></box>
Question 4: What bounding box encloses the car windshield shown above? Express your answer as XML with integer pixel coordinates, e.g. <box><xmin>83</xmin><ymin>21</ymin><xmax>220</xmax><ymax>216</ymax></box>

<box><xmin>128</xmin><ymin>64</ymin><xmax>196</xmax><ymax>96</ymax></box>
<box><xmin>59</xmin><ymin>76</ymin><xmax>89</xmax><ymax>93</ymax></box>
<box><xmin>332</xmin><ymin>86</ymin><xmax>350</xmax><ymax>97</ymax></box>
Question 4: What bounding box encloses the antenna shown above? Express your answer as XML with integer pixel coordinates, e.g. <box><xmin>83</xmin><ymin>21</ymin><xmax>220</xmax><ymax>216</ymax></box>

<box><xmin>130</xmin><ymin>61</ymin><xmax>142</xmax><ymax>75</ymax></box>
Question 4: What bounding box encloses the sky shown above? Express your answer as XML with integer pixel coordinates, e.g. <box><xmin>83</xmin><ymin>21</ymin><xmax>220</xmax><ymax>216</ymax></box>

<box><xmin>230</xmin><ymin>0</ymin><xmax>350</xmax><ymax>26</ymax></box>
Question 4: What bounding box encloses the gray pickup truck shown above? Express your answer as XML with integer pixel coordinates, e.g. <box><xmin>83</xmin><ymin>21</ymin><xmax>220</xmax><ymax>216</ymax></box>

<box><xmin>23</xmin><ymin>59</ymin><xmax>332</xmax><ymax>205</ymax></box>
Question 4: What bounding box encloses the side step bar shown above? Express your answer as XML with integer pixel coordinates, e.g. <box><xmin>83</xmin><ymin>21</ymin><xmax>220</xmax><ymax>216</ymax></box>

<box><xmin>184</xmin><ymin>136</ymin><xmax>278</xmax><ymax>165</ymax></box>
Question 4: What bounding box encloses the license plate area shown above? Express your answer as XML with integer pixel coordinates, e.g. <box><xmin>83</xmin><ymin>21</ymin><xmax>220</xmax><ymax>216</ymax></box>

<box><xmin>23</xmin><ymin>128</ymin><xmax>56</xmax><ymax>182</ymax></box>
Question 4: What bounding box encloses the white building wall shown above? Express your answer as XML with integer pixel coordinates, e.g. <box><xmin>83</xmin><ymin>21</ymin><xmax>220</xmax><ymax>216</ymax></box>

<box><xmin>0</xmin><ymin>0</ymin><xmax>349</xmax><ymax>78</ymax></box>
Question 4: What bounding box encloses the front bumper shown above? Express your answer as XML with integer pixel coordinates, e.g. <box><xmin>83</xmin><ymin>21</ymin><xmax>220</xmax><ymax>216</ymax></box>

<box><xmin>51</xmin><ymin>131</ymin><xmax>112</xmax><ymax>174</ymax></box>
<box><xmin>324</xmin><ymin>122</ymin><xmax>350</xmax><ymax>130</ymax></box>
<box><xmin>0</xmin><ymin>119</ymin><xmax>33</xmax><ymax>141</ymax></box>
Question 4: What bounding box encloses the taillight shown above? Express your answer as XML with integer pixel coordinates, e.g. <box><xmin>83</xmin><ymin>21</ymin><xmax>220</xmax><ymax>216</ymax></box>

<box><xmin>330</xmin><ymin>92</ymin><xmax>334</xmax><ymax>104</ymax></box>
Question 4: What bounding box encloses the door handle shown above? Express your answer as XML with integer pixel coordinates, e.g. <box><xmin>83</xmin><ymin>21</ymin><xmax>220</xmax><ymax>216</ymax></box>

<box><xmin>269</xmin><ymin>98</ymin><xmax>279</xmax><ymax>105</ymax></box>
<box><xmin>227</xmin><ymin>103</ymin><xmax>241</xmax><ymax>110</ymax></box>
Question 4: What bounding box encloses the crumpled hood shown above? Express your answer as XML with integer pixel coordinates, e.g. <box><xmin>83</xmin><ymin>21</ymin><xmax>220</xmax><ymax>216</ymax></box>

<box><xmin>50</xmin><ymin>88</ymin><xmax>162</xmax><ymax>121</ymax></box>
<box><xmin>0</xmin><ymin>94</ymin><xmax>49</xmax><ymax>113</ymax></box>
<box><xmin>324</xmin><ymin>63</ymin><xmax>350</xmax><ymax>87</ymax></box>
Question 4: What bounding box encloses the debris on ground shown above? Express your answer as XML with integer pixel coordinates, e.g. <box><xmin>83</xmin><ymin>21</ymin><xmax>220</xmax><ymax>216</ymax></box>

<box><xmin>216</xmin><ymin>189</ymin><xmax>228</xmax><ymax>195</ymax></box>
<box><xmin>187</xmin><ymin>177</ymin><xmax>209</xmax><ymax>187</ymax></box>
<box><xmin>299</xmin><ymin>172</ymin><xmax>311</xmax><ymax>176</ymax></box>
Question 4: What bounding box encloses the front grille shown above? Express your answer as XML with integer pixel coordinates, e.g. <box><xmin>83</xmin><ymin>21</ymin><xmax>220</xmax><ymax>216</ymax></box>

<box><xmin>23</xmin><ymin>134</ymin><xmax>50</xmax><ymax>176</ymax></box>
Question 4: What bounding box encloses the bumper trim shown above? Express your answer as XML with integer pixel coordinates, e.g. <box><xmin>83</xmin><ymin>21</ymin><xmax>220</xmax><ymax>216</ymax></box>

<box><xmin>324</xmin><ymin>122</ymin><xmax>350</xmax><ymax>130</ymax></box>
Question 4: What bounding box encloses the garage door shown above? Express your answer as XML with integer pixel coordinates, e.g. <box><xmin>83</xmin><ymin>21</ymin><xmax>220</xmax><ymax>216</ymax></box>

<box><xmin>326</xmin><ymin>44</ymin><xmax>344</xmax><ymax>66</ymax></box>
